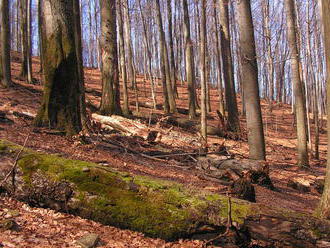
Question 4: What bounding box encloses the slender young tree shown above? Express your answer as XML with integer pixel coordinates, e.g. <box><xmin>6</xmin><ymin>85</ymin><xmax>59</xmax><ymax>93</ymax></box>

<box><xmin>155</xmin><ymin>0</ymin><xmax>177</xmax><ymax>114</ymax></box>
<box><xmin>167</xmin><ymin>0</ymin><xmax>177</xmax><ymax>97</ymax></box>
<box><xmin>317</xmin><ymin>0</ymin><xmax>330</xmax><ymax>219</ymax></box>
<box><xmin>35</xmin><ymin>0</ymin><xmax>84</xmax><ymax>136</ymax></box>
<box><xmin>99</xmin><ymin>0</ymin><xmax>122</xmax><ymax>115</ymax></box>
<box><xmin>118</xmin><ymin>0</ymin><xmax>130</xmax><ymax>116</ymax></box>
<box><xmin>200</xmin><ymin>0</ymin><xmax>208</xmax><ymax>145</ymax></box>
<box><xmin>236</xmin><ymin>0</ymin><xmax>266</xmax><ymax>160</ymax></box>
<box><xmin>183</xmin><ymin>0</ymin><xmax>197</xmax><ymax>119</ymax></box>
<box><xmin>0</xmin><ymin>0</ymin><xmax>12</xmax><ymax>87</ymax></box>
<box><xmin>284</xmin><ymin>0</ymin><xmax>309</xmax><ymax>167</ymax></box>
<box><xmin>218</xmin><ymin>0</ymin><xmax>240</xmax><ymax>132</ymax></box>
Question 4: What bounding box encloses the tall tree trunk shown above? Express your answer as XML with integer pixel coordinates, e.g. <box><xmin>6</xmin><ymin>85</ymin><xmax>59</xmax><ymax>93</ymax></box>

<box><xmin>166</xmin><ymin>0</ymin><xmax>178</xmax><ymax>97</ymax></box>
<box><xmin>183</xmin><ymin>0</ymin><xmax>197</xmax><ymax>119</ymax></box>
<box><xmin>123</xmin><ymin>0</ymin><xmax>135</xmax><ymax>89</ymax></box>
<box><xmin>26</xmin><ymin>0</ymin><xmax>33</xmax><ymax>84</ymax></box>
<box><xmin>236</xmin><ymin>0</ymin><xmax>266</xmax><ymax>160</ymax></box>
<box><xmin>137</xmin><ymin>0</ymin><xmax>157</xmax><ymax>110</ymax></box>
<box><xmin>200</xmin><ymin>0</ymin><xmax>207</xmax><ymax>145</ymax></box>
<box><xmin>317</xmin><ymin>0</ymin><xmax>330</xmax><ymax>219</ymax></box>
<box><xmin>20</xmin><ymin>0</ymin><xmax>28</xmax><ymax>78</ymax></box>
<box><xmin>118</xmin><ymin>0</ymin><xmax>130</xmax><ymax>116</ymax></box>
<box><xmin>213</xmin><ymin>0</ymin><xmax>225</xmax><ymax>117</ymax></box>
<box><xmin>0</xmin><ymin>0</ymin><xmax>12</xmax><ymax>88</ymax></box>
<box><xmin>155</xmin><ymin>0</ymin><xmax>176</xmax><ymax>114</ymax></box>
<box><xmin>38</xmin><ymin>0</ymin><xmax>43</xmax><ymax>74</ymax></box>
<box><xmin>284</xmin><ymin>0</ymin><xmax>309</xmax><ymax>167</ymax></box>
<box><xmin>73</xmin><ymin>0</ymin><xmax>87</xmax><ymax>132</ymax></box>
<box><xmin>99</xmin><ymin>0</ymin><xmax>122</xmax><ymax>116</ymax></box>
<box><xmin>218</xmin><ymin>0</ymin><xmax>240</xmax><ymax>132</ymax></box>
<box><xmin>34</xmin><ymin>0</ymin><xmax>83</xmax><ymax>136</ymax></box>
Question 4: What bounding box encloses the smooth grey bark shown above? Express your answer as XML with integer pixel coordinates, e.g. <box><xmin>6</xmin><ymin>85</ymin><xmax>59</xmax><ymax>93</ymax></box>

<box><xmin>318</xmin><ymin>0</ymin><xmax>330</xmax><ymax>219</ymax></box>
<box><xmin>0</xmin><ymin>0</ymin><xmax>11</xmax><ymax>87</ymax></box>
<box><xmin>284</xmin><ymin>0</ymin><xmax>309</xmax><ymax>167</ymax></box>
<box><xmin>236</xmin><ymin>0</ymin><xmax>266</xmax><ymax>160</ymax></box>
<box><xmin>182</xmin><ymin>0</ymin><xmax>197</xmax><ymax>119</ymax></box>
<box><xmin>218</xmin><ymin>0</ymin><xmax>240</xmax><ymax>132</ymax></box>
<box><xmin>200</xmin><ymin>0</ymin><xmax>207</xmax><ymax>145</ymax></box>
<box><xmin>118</xmin><ymin>0</ymin><xmax>130</xmax><ymax>116</ymax></box>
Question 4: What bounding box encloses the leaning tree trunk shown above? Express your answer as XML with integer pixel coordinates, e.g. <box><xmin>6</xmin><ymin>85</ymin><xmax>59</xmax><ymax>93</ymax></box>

<box><xmin>99</xmin><ymin>0</ymin><xmax>122</xmax><ymax>116</ymax></box>
<box><xmin>318</xmin><ymin>0</ymin><xmax>330</xmax><ymax>219</ymax></box>
<box><xmin>182</xmin><ymin>0</ymin><xmax>197</xmax><ymax>119</ymax></box>
<box><xmin>284</xmin><ymin>0</ymin><xmax>309</xmax><ymax>167</ymax></box>
<box><xmin>236</xmin><ymin>0</ymin><xmax>266</xmax><ymax>160</ymax></box>
<box><xmin>34</xmin><ymin>0</ymin><xmax>83</xmax><ymax>136</ymax></box>
<box><xmin>219</xmin><ymin>0</ymin><xmax>240</xmax><ymax>133</ymax></box>
<box><xmin>0</xmin><ymin>0</ymin><xmax>11</xmax><ymax>88</ymax></box>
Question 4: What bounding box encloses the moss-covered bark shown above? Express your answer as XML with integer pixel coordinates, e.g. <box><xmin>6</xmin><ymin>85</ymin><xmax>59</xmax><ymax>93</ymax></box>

<box><xmin>34</xmin><ymin>0</ymin><xmax>82</xmax><ymax>136</ymax></box>
<box><xmin>1</xmin><ymin>140</ymin><xmax>330</xmax><ymax>245</ymax></box>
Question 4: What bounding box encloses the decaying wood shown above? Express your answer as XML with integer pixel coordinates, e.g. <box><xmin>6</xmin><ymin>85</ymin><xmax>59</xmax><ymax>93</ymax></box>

<box><xmin>1</xmin><ymin>140</ymin><xmax>330</xmax><ymax>247</ymax></box>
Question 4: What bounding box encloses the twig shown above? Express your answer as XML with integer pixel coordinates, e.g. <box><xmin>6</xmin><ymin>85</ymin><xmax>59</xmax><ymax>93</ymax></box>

<box><xmin>0</xmin><ymin>133</ymin><xmax>30</xmax><ymax>190</ymax></box>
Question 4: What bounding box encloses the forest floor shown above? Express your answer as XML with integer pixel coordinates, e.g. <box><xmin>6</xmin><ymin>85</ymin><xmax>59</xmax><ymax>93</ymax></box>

<box><xmin>0</xmin><ymin>53</ymin><xmax>328</xmax><ymax>247</ymax></box>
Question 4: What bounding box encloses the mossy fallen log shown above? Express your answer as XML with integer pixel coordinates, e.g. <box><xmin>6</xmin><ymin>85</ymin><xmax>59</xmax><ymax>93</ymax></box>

<box><xmin>1</xmin><ymin>140</ymin><xmax>330</xmax><ymax>246</ymax></box>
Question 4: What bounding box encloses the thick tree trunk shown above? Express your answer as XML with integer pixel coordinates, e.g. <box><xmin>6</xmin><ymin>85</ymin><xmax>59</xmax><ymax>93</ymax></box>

<box><xmin>218</xmin><ymin>0</ymin><xmax>240</xmax><ymax>133</ymax></box>
<box><xmin>236</xmin><ymin>0</ymin><xmax>266</xmax><ymax>160</ymax></box>
<box><xmin>318</xmin><ymin>0</ymin><xmax>330</xmax><ymax>219</ymax></box>
<box><xmin>34</xmin><ymin>0</ymin><xmax>82</xmax><ymax>136</ymax></box>
<box><xmin>99</xmin><ymin>0</ymin><xmax>122</xmax><ymax>116</ymax></box>
<box><xmin>182</xmin><ymin>0</ymin><xmax>197</xmax><ymax>119</ymax></box>
<box><xmin>284</xmin><ymin>0</ymin><xmax>309</xmax><ymax>167</ymax></box>
<box><xmin>1</xmin><ymin>140</ymin><xmax>330</xmax><ymax>246</ymax></box>
<box><xmin>0</xmin><ymin>0</ymin><xmax>11</xmax><ymax>88</ymax></box>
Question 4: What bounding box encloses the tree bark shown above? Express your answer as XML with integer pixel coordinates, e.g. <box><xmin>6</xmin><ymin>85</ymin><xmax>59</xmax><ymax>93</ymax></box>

<box><xmin>318</xmin><ymin>0</ymin><xmax>330</xmax><ymax>219</ymax></box>
<box><xmin>218</xmin><ymin>0</ymin><xmax>240</xmax><ymax>133</ymax></box>
<box><xmin>34</xmin><ymin>0</ymin><xmax>83</xmax><ymax>136</ymax></box>
<box><xmin>0</xmin><ymin>0</ymin><xmax>11</xmax><ymax>87</ymax></box>
<box><xmin>200</xmin><ymin>0</ymin><xmax>207</xmax><ymax>145</ymax></box>
<box><xmin>155</xmin><ymin>0</ymin><xmax>176</xmax><ymax>114</ymax></box>
<box><xmin>284</xmin><ymin>0</ymin><xmax>309</xmax><ymax>167</ymax></box>
<box><xmin>99</xmin><ymin>0</ymin><xmax>122</xmax><ymax>116</ymax></box>
<box><xmin>118</xmin><ymin>0</ymin><xmax>130</xmax><ymax>116</ymax></box>
<box><xmin>182</xmin><ymin>0</ymin><xmax>197</xmax><ymax>119</ymax></box>
<box><xmin>236</xmin><ymin>0</ymin><xmax>266</xmax><ymax>160</ymax></box>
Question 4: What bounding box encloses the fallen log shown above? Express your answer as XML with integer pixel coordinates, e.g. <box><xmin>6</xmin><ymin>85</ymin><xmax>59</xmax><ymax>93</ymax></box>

<box><xmin>1</xmin><ymin>140</ymin><xmax>330</xmax><ymax>247</ymax></box>
<box><xmin>197</xmin><ymin>157</ymin><xmax>274</xmax><ymax>190</ymax></box>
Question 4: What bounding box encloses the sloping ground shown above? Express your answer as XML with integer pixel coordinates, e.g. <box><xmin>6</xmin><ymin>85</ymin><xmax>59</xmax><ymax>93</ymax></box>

<box><xmin>0</xmin><ymin>52</ymin><xmax>328</xmax><ymax>246</ymax></box>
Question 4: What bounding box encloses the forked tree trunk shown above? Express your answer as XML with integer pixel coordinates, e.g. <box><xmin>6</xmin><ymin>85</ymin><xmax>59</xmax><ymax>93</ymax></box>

<box><xmin>0</xmin><ymin>0</ymin><xmax>11</xmax><ymax>88</ymax></box>
<box><xmin>284</xmin><ymin>0</ymin><xmax>309</xmax><ymax>167</ymax></box>
<box><xmin>317</xmin><ymin>0</ymin><xmax>330</xmax><ymax>219</ymax></box>
<box><xmin>218</xmin><ymin>0</ymin><xmax>240</xmax><ymax>133</ymax></box>
<box><xmin>182</xmin><ymin>0</ymin><xmax>197</xmax><ymax>119</ymax></box>
<box><xmin>99</xmin><ymin>0</ymin><xmax>122</xmax><ymax>116</ymax></box>
<box><xmin>34</xmin><ymin>0</ymin><xmax>83</xmax><ymax>136</ymax></box>
<box><xmin>236</xmin><ymin>0</ymin><xmax>266</xmax><ymax>160</ymax></box>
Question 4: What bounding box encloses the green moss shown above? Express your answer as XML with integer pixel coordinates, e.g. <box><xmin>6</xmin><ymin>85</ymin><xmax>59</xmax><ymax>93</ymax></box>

<box><xmin>1</xmin><ymin>139</ymin><xmax>252</xmax><ymax>240</ymax></box>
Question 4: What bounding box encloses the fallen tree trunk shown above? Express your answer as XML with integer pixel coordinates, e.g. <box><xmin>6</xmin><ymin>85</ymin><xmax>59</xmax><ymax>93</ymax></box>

<box><xmin>1</xmin><ymin>140</ymin><xmax>330</xmax><ymax>247</ymax></box>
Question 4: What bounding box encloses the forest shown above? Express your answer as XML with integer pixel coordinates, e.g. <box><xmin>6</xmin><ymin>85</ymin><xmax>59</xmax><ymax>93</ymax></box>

<box><xmin>0</xmin><ymin>0</ymin><xmax>330</xmax><ymax>247</ymax></box>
